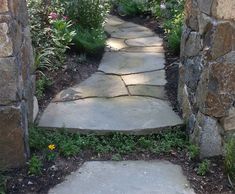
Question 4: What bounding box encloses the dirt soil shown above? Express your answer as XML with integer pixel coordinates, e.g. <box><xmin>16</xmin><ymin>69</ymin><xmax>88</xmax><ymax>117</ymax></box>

<box><xmin>2</xmin><ymin>14</ymin><xmax>234</xmax><ymax>194</ymax></box>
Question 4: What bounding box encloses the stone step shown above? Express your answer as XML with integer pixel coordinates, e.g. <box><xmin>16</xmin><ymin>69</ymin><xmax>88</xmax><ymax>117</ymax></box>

<box><xmin>38</xmin><ymin>96</ymin><xmax>183</xmax><ymax>134</ymax></box>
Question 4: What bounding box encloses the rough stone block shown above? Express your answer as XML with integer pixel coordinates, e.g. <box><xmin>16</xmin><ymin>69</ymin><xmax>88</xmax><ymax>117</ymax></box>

<box><xmin>212</xmin><ymin>0</ymin><xmax>235</xmax><ymax>20</ymax></box>
<box><xmin>185</xmin><ymin>0</ymin><xmax>199</xmax><ymax>31</ymax></box>
<box><xmin>0</xmin><ymin>0</ymin><xmax>8</xmax><ymax>13</ymax></box>
<box><xmin>0</xmin><ymin>105</ymin><xmax>28</xmax><ymax>168</ymax></box>
<box><xmin>221</xmin><ymin>108</ymin><xmax>235</xmax><ymax>132</ymax></box>
<box><xmin>183</xmin><ymin>32</ymin><xmax>202</xmax><ymax>57</ymax></box>
<box><xmin>198</xmin><ymin>13</ymin><xmax>213</xmax><ymax>35</ymax></box>
<box><xmin>0</xmin><ymin>57</ymin><xmax>18</xmax><ymax>105</ymax></box>
<box><xmin>197</xmin><ymin>0</ymin><xmax>213</xmax><ymax>15</ymax></box>
<box><xmin>196</xmin><ymin>112</ymin><xmax>223</xmax><ymax>158</ymax></box>
<box><xmin>0</xmin><ymin>23</ymin><xmax>13</xmax><ymax>57</ymax></box>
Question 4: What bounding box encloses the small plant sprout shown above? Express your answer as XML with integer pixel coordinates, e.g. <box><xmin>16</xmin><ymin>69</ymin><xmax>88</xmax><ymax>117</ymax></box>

<box><xmin>197</xmin><ymin>159</ymin><xmax>210</xmax><ymax>176</ymax></box>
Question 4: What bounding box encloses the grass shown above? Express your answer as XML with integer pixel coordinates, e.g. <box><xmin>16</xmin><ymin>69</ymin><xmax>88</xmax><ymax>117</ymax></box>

<box><xmin>0</xmin><ymin>172</ymin><xmax>6</xmax><ymax>194</ymax></box>
<box><xmin>29</xmin><ymin>126</ymin><xmax>188</xmax><ymax>159</ymax></box>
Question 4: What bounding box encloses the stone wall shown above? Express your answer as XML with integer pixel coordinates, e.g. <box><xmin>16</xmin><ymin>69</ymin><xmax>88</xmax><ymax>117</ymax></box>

<box><xmin>0</xmin><ymin>0</ymin><xmax>34</xmax><ymax>168</ymax></box>
<box><xmin>179</xmin><ymin>0</ymin><xmax>235</xmax><ymax>157</ymax></box>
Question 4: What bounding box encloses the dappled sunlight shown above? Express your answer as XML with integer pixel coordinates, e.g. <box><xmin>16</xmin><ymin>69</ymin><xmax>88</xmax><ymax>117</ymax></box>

<box><xmin>106</xmin><ymin>38</ymin><xmax>127</xmax><ymax>50</ymax></box>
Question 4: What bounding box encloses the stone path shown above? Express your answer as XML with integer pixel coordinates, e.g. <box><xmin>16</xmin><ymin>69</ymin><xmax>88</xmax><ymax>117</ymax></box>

<box><xmin>49</xmin><ymin>161</ymin><xmax>195</xmax><ymax>194</ymax></box>
<box><xmin>39</xmin><ymin>15</ymin><xmax>182</xmax><ymax>133</ymax></box>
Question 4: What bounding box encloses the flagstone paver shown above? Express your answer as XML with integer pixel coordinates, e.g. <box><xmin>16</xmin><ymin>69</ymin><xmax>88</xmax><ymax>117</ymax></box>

<box><xmin>122</xmin><ymin>70</ymin><xmax>166</xmax><ymax>85</ymax></box>
<box><xmin>53</xmin><ymin>73</ymin><xmax>128</xmax><ymax>102</ymax></box>
<box><xmin>99</xmin><ymin>52</ymin><xmax>165</xmax><ymax>74</ymax></box>
<box><xmin>39</xmin><ymin>96</ymin><xmax>182</xmax><ymax>133</ymax></box>
<box><xmin>128</xmin><ymin>85</ymin><xmax>166</xmax><ymax>99</ymax></box>
<box><xmin>125</xmin><ymin>36</ymin><xmax>163</xmax><ymax>47</ymax></box>
<box><xmin>39</xmin><ymin>15</ymin><xmax>183</xmax><ymax>133</ymax></box>
<box><xmin>49</xmin><ymin>161</ymin><xmax>195</xmax><ymax>194</ymax></box>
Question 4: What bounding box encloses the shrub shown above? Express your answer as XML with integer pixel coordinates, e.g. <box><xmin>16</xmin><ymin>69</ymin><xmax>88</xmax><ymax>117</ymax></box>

<box><xmin>65</xmin><ymin>0</ymin><xmax>110</xmax><ymax>29</ymax></box>
<box><xmin>225</xmin><ymin>137</ymin><xmax>235</xmax><ymax>185</ymax></box>
<box><xmin>115</xmin><ymin>0</ymin><xmax>149</xmax><ymax>16</ymax></box>
<box><xmin>73</xmin><ymin>27</ymin><xmax>106</xmax><ymax>55</ymax></box>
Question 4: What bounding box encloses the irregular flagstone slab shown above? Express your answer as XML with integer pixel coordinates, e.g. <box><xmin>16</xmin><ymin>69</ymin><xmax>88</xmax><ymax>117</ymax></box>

<box><xmin>39</xmin><ymin>96</ymin><xmax>183</xmax><ymax>133</ymax></box>
<box><xmin>99</xmin><ymin>52</ymin><xmax>165</xmax><ymax>74</ymax></box>
<box><xmin>122</xmin><ymin>70</ymin><xmax>166</xmax><ymax>86</ymax></box>
<box><xmin>106</xmin><ymin>15</ymin><xmax>124</xmax><ymax>26</ymax></box>
<box><xmin>126</xmin><ymin>36</ymin><xmax>163</xmax><ymax>47</ymax></box>
<box><xmin>119</xmin><ymin>22</ymin><xmax>142</xmax><ymax>29</ymax></box>
<box><xmin>106</xmin><ymin>38</ymin><xmax>127</xmax><ymax>51</ymax></box>
<box><xmin>53</xmin><ymin>73</ymin><xmax>128</xmax><ymax>102</ymax></box>
<box><xmin>104</xmin><ymin>25</ymin><xmax>119</xmax><ymax>34</ymax></box>
<box><xmin>111</xmin><ymin>27</ymin><xmax>155</xmax><ymax>39</ymax></box>
<box><xmin>128</xmin><ymin>85</ymin><xmax>167</xmax><ymax>99</ymax></box>
<box><xmin>121</xmin><ymin>46</ymin><xmax>164</xmax><ymax>53</ymax></box>
<box><xmin>49</xmin><ymin>161</ymin><xmax>195</xmax><ymax>194</ymax></box>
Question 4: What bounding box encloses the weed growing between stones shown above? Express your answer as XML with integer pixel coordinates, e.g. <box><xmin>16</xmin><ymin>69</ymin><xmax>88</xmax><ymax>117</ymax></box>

<box><xmin>197</xmin><ymin>160</ymin><xmax>211</xmax><ymax>176</ymax></box>
<box><xmin>0</xmin><ymin>171</ymin><xmax>7</xmax><ymax>194</ymax></box>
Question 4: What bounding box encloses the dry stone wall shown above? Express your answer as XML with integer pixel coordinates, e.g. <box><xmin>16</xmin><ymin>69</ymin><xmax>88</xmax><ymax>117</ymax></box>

<box><xmin>179</xmin><ymin>0</ymin><xmax>235</xmax><ymax>157</ymax></box>
<box><xmin>0</xmin><ymin>0</ymin><xmax>34</xmax><ymax>168</ymax></box>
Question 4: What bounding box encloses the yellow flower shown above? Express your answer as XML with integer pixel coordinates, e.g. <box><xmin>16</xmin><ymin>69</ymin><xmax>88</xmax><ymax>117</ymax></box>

<box><xmin>48</xmin><ymin>144</ymin><xmax>56</xmax><ymax>151</ymax></box>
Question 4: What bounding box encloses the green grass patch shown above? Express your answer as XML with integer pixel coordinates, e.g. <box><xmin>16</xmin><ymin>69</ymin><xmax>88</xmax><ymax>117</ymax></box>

<box><xmin>29</xmin><ymin>126</ymin><xmax>188</xmax><ymax>159</ymax></box>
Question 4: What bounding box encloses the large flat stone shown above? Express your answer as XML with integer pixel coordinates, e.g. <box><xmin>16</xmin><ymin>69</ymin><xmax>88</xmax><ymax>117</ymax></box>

<box><xmin>106</xmin><ymin>38</ymin><xmax>127</xmax><ymax>51</ymax></box>
<box><xmin>106</xmin><ymin>15</ymin><xmax>124</xmax><ymax>26</ymax></box>
<box><xmin>111</xmin><ymin>27</ymin><xmax>154</xmax><ymax>39</ymax></box>
<box><xmin>121</xmin><ymin>46</ymin><xmax>164</xmax><ymax>53</ymax></box>
<box><xmin>126</xmin><ymin>36</ymin><xmax>163</xmax><ymax>47</ymax></box>
<box><xmin>39</xmin><ymin>96</ymin><xmax>182</xmax><ymax>133</ymax></box>
<box><xmin>99</xmin><ymin>52</ymin><xmax>165</xmax><ymax>74</ymax></box>
<box><xmin>53</xmin><ymin>73</ymin><xmax>128</xmax><ymax>102</ymax></box>
<box><xmin>49</xmin><ymin>161</ymin><xmax>195</xmax><ymax>194</ymax></box>
<box><xmin>128</xmin><ymin>85</ymin><xmax>166</xmax><ymax>99</ymax></box>
<box><xmin>122</xmin><ymin>70</ymin><xmax>166</xmax><ymax>86</ymax></box>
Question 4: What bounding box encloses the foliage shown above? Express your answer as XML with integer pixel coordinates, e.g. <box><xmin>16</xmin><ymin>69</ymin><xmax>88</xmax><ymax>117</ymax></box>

<box><xmin>115</xmin><ymin>0</ymin><xmax>149</xmax><ymax>16</ymax></box>
<box><xmin>188</xmin><ymin>144</ymin><xmax>200</xmax><ymax>160</ymax></box>
<box><xmin>36</xmin><ymin>74</ymin><xmax>52</xmax><ymax>99</ymax></box>
<box><xmin>151</xmin><ymin>0</ymin><xmax>184</xmax><ymax>54</ymax></box>
<box><xmin>64</xmin><ymin>0</ymin><xmax>110</xmax><ymax>30</ymax></box>
<box><xmin>28</xmin><ymin>155</ymin><xmax>43</xmax><ymax>175</ymax></box>
<box><xmin>73</xmin><ymin>27</ymin><xmax>106</xmax><ymax>55</ymax></box>
<box><xmin>0</xmin><ymin>172</ymin><xmax>6</xmax><ymax>194</ymax></box>
<box><xmin>29</xmin><ymin>126</ymin><xmax>187</xmax><ymax>158</ymax></box>
<box><xmin>225</xmin><ymin>137</ymin><xmax>235</xmax><ymax>185</ymax></box>
<box><xmin>197</xmin><ymin>159</ymin><xmax>210</xmax><ymax>176</ymax></box>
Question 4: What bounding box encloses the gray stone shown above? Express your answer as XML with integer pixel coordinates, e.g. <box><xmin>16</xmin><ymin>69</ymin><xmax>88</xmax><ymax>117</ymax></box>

<box><xmin>111</xmin><ymin>27</ymin><xmax>155</xmax><ymax>39</ymax></box>
<box><xmin>121</xmin><ymin>46</ymin><xmax>164</xmax><ymax>53</ymax></box>
<box><xmin>104</xmin><ymin>25</ymin><xmax>119</xmax><ymax>34</ymax></box>
<box><xmin>221</xmin><ymin>107</ymin><xmax>235</xmax><ymax>131</ymax></box>
<box><xmin>99</xmin><ymin>52</ymin><xmax>165</xmax><ymax>74</ymax></box>
<box><xmin>0</xmin><ymin>22</ymin><xmax>13</xmax><ymax>57</ymax></box>
<box><xmin>54</xmin><ymin>73</ymin><xmax>128</xmax><ymax>102</ymax></box>
<box><xmin>125</xmin><ymin>37</ymin><xmax>163</xmax><ymax>47</ymax></box>
<box><xmin>49</xmin><ymin>161</ymin><xmax>195</xmax><ymax>194</ymax></box>
<box><xmin>198</xmin><ymin>13</ymin><xmax>212</xmax><ymax>35</ymax></box>
<box><xmin>39</xmin><ymin>96</ymin><xmax>183</xmax><ymax>133</ymax></box>
<box><xmin>33</xmin><ymin>96</ymin><xmax>39</xmax><ymax>122</ymax></box>
<box><xmin>128</xmin><ymin>85</ymin><xmax>166</xmax><ymax>99</ymax></box>
<box><xmin>122</xmin><ymin>70</ymin><xmax>166</xmax><ymax>86</ymax></box>
<box><xmin>183</xmin><ymin>32</ymin><xmax>202</xmax><ymax>57</ymax></box>
<box><xmin>197</xmin><ymin>0</ymin><xmax>213</xmax><ymax>15</ymax></box>
<box><xmin>197</xmin><ymin>112</ymin><xmax>223</xmax><ymax>158</ymax></box>
<box><xmin>106</xmin><ymin>38</ymin><xmax>127</xmax><ymax>51</ymax></box>
<box><xmin>106</xmin><ymin>15</ymin><xmax>124</xmax><ymax>26</ymax></box>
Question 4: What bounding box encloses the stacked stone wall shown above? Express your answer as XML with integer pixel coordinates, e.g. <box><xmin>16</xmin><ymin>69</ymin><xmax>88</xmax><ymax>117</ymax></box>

<box><xmin>0</xmin><ymin>0</ymin><xmax>34</xmax><ymax>168</ymax></box>
<box><xmin>179</xmin><ymin>0</ymin><xmax>235</xmax><ymax>157</ymax></box>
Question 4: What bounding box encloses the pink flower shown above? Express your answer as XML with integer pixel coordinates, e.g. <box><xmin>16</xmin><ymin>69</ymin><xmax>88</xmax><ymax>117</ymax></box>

<box><xmin>63</xmin><ymin>16</ymin><xmax>68</xmax><ymax>20</ymax></box>
<box><xmin>48</xmin><ymin>12</ymin><xmax>58</xmax><ymax>20</ymax></box>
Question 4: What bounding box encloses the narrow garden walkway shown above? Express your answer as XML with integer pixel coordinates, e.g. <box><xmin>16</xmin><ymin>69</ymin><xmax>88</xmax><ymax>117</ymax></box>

<box><xmin>43</xmin><ymin>16</ymin><xmax>194</xmax><ymax>194</ymax></box>
<box><xmin>38</xmin><ymin>15</ymin><xmax>182</xmax><ymax>133</ymax></box>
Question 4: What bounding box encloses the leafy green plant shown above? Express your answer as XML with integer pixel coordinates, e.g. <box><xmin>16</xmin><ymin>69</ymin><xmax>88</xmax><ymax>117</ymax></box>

<box><xmin>111</xmin><ymin>153</ymin><xmax>122</xmax><ymax>161</ymax></box>
<box><xmin>0</xmin><ymin>171</ymin><xmax>6</xmax><ymax>194</ymax></box>
<box><xmin>36</xmin><ymin>74</ymin><xmax>52</xmax><ymax>99</ymax></box>
<box><xmin>28</xmin><ymin>155</ymin><xmax>43</xmax><ymax>175</ymax></box>
<box><xmin>225</xmin><ymin>137</ymin><xmax>235</xmax><ymax>186</ymax></box>
<box><xmin>188</xmin><ymin>144</ymin><xmax>200</xmax><ymax>160</ymax></box>
<box><xmin>65</xmin><ymin>0</ymin><xmax>110</xmax><ymax>29</ymax></box>
<box><xmin>197</xmin><ymin>160</ymin><xmax>210</xmax><ymax>176</ymax></box>
<box><xmin>116</xmin><ymin>0</ymin><xmax>149</xmax><ymax>16</ymax></box>
<box><xmin>73</xmin><ymin>27</ymin><xmax>106</xmax><ymax>55</ymax></box>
